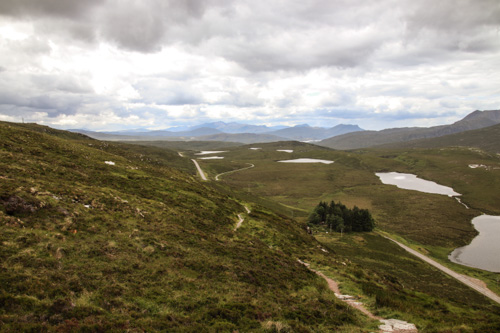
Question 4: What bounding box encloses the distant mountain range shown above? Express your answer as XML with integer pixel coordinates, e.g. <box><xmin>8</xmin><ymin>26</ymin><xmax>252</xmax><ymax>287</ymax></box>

<box><xmin>319</xmin><ymin>110</ymin><xmax>500</xmax><ymax>150</ymax></box>
<box><xmin>70</xmin><ymin>122</ymin><xmax>364</xmax><ymax>143</ymax></box>
<box><xmin>70</xmin><ymin>110</ymin><xmax>500</xmax><ymax>148</ymax></box>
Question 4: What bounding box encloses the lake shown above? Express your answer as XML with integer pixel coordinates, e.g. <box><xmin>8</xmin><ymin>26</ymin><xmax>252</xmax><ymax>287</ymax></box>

<box><xmin>278</xmin><ymin>158</ymin><xmax>334</xmax><ymax>164</ymax></box>
<box><xmin>375</xmin><ymin>172</ymin><xmax>461</xmax><ymax>196</ymax></box>
<box><xmin>449</xmin><ymin>215</ymin><xmax>500</xmax><ymax>273</ymax></box>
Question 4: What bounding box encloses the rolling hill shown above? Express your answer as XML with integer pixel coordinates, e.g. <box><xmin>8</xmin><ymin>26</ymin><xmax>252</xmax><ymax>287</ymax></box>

<box><xmin>319</xmin><ymin>109</ymin><xmax>500</xmax><ymax>150</ymax></box>
<box><xmin>0</xmin><ymin>121</ymin><xmax>370</xmax><ymax>331</ymax></box>
<box><xmin>2</xmin><ymin>121</ymin><xmax>500</xmax><ymax>331</ymax></box>
<box><xmin>267</xmin><ymin>124</ymin><xmax>363</xmax><ymax>141</ymax></box>
<box><xmin>70</xmin><ymin>122</ymin><xmax>363</xmax><ymax>144</ymax></box>
<box><xmin>376</xmin><ymin>123</ymin><xmax>500</xmax><ymax>153</ymax></box>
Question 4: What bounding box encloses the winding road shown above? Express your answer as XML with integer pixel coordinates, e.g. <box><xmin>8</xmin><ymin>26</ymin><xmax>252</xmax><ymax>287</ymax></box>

<box><xmin>381</xmin><ymin>234</ymin><xmax>500</xmax><ymax>305</ymax></box>
<box><xmin>216</xmin><ymin>163</ymin><xmax>255</xmax><ymax>181</ymax></box>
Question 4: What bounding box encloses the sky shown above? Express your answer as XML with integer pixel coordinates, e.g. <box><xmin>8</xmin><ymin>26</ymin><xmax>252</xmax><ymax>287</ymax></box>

<box><xmin>0</xmin><ymin>0</ymin><xmax>499</xmax><ymax>131</ymax></box>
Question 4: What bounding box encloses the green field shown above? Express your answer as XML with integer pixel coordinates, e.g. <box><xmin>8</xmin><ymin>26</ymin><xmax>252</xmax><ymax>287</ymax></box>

<box><xmin>190</xmin><ymin>141</ymin><xmax>500</xmax><ymax>297</ymax></box>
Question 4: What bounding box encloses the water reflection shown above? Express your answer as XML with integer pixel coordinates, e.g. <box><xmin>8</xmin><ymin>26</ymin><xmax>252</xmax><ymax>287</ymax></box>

<box><xmin>449</xmin><ymin>215</ymin><xmax>500</xmax><ymax>273</ymax></box>
<box><xmin>375</xmin><ymin>172</ymin><xmax>461</xmax><ymax>196</ymax></box>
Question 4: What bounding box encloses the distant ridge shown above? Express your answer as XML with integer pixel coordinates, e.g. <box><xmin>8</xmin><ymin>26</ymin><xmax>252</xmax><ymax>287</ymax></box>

<box><xmin>377</xmin><ymin>122</ymin><xmax>500</xmax><ymax>154</ymax></box>
<box><xmin>70</xmin><ymin>122</ymin><xmax>363</xmax><ymax>143</ymax></box>
<box><xmin>196</xmin><ymin>132</ymin><xmax>287</xmax><ymax>144</ymax></box>
<box><xmin>268</xmin><ymin>124</ymin><xmax>363</xmax><ymax>141</ymax></box>
<box><xmin>319</xmin><ymin>110</ymin><xmax>500</xmax><ymax>150</ymax></box>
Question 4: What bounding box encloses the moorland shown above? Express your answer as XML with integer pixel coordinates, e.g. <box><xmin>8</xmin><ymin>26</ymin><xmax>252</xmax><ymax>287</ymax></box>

<box><xmin>1</xmin><ymin>115</ymin><xmax>500</xmax><ymax>331</ymax></box>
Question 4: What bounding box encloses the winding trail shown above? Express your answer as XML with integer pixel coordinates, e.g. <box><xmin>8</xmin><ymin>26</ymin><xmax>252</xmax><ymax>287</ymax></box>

<box><xmin>216</xmin><ymin>163</ymin><xmax>255</xmax><ymax>181</ymax></box>
<box><xmin>234</xmin><ymin>205</ymin><xmax>251</xmax><ymax>231</ymax></box>
<box><xmin>298</xmin><ymin>260</ymin><xmax>417</xmax><ymax>332</ymax></box>
<box><xmin>191</xmin><ymin>159</ymin><xmax>207</xmax><ymax>181</ymax></box>
<box><xmin>380</xmin><ymin>234</ymin><xmax>500</xmax><ymax>305</ymax></box>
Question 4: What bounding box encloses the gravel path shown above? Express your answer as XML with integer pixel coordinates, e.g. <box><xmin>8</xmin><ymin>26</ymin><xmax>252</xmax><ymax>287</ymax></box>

<box><xmin>381</xmin><ymin>234</ymin><xmax>500</xmax><ymax>305</ymax></box>
<box><xmin>298</xmin><ymin>260</ymin><xmax>417</xmax><ymax>332</ymax></box>
<box><xmin>191</xmin><ymin>159</ymin><xmax>207</xmax><ymax>181</ymax></box>
<box><xmin>216</xmin><ymin>163</ymin><xmax>255</xmax><ymax>181</ymax></box>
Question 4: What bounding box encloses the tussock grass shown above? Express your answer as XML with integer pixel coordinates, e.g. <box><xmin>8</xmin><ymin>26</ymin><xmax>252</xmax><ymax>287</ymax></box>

<box><xmin>0</xmin><ymin>122</ymin><xmax>368</xmax><ymax>331</ymax></box>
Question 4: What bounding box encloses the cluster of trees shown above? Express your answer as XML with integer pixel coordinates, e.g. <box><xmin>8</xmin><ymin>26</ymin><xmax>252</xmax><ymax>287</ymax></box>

<box><xmin>308</xmin><ymin>201</ymin><xmax>375</xmax><ymax>232</ymax></box>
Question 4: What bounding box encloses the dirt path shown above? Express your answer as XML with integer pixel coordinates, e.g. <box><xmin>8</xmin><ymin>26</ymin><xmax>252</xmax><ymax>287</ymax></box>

<box><xmin>216</xmin><ymin>163</ymin><xmax>255</xmax><ymax>181</ymax></box>
<box><xmin>381</xmin><ymin>234</ymin><xmax>500</xmax><ymax>305</ymax></box>
<box><xmin>298</xmin><ymin>260</ymin><xmax>417</xmax><ymax>332</ymax></box>
<box><xmin>234</xmin><ymin>205</ymin><xmax>251</xmax><ymax>231</ymax></box>
<box><xmin>191</xmin><ymin>159</ymin><xmax>207</xmax><ymax>181</ymax></box>
<box><xmin>298</xmin><ymin>260</ymin><xmax>418</xmax><ymax>333</ymax></box>
<box><xmin>313</xmin><ymin>269</ymin><xmax>381</xmax><ymax>320</ymax></box>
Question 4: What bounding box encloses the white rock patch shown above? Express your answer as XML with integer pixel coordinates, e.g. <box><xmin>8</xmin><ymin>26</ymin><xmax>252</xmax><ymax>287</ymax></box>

<box><xmin>379</xmin><ymin>319</ymin><xmax>417</xmax><ymax>332</ymax></box>
<box><xmin>104</xmin><ymin>161</ymin><xmax>115</xmax><ymax>165</ymax></box>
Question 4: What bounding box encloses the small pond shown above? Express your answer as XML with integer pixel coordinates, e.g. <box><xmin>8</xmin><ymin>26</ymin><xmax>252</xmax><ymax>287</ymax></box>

<box><xmin>449</xmin><ymin>215</ymin><xmax>500</xmax><ymax>273</ymax></box>
<box><xmin>278</xmin><ymin>158</ymin><xmax>334</xmax><ymax>164</ymax></box>
<box><xmin>375</xmin><ymin>172</ymin><xmax>461</xmax><ymax>196</ymax></box>
<box><xmin>195</xmin><ymin>151</ymin><xmax>227</xmax><ymax>155</ymax></box>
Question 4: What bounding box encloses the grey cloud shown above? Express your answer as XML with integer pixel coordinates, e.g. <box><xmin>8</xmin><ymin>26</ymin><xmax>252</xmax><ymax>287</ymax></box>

<box><xmin>313</xmin><ymin>108</ymin><xmax>373</xmax><ymax>120</ymax></box>
<box><xmin>3</xmin><ymin>0</ymin><xmax>499</xmax><ymax>70</ymax></box>
<box><xmin>133</xmin><ymin>79</ymin><xmax>204</xmax><ymax>106</ymax></box>
<box><xmin>1</xmin><ymin>0</ymin><xmax>217</xmax><ymax>53</ymax></box>
<box><xmin>403</xmin><ymin>0</ymin><xmax>500</xmax><ymax>55</ymax></box>
<box><xmin>0</xmin><ymin>0</ymin><xmax>104</xmax><ymax>19</ymax></box>
<box><xmin>30</xmin><ymin>74</ymin><xmax>94</xmax><ymax>94</ymax></box>
<box><xmin>406</xmin><ymin>0</ymin><xmax>500</xmax><ymax>34</ymax></box>
<box><xmin>214</xmin><ymin>91</ymin><xmax>263</xmax><ymax>108</ymax></box>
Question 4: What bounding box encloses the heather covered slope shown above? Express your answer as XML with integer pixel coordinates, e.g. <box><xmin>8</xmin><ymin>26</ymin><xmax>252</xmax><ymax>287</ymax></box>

<box><xmin>377</xmin><ymin>123</ymin><xmax>500</xmax><ymax>154</ymax></box>
<box><xmin>0</xmin><ymin>122</ymin><xmax>364</xmax><ymax>331</ymax></box>
<box><xmin>320</xmin><ymin>110</ymin><xmax>500</xmax><ymax>150</ymax></box>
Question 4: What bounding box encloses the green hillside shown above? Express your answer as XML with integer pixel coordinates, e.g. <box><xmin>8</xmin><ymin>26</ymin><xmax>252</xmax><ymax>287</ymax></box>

<box><xmin>377</xmin><ymin>123</ymin><xmax>500</xmax><ymax>154</ymax></box>
<box><xmin>319</xmin><ymin>110</ymin><xmax>500</xmax><ymax>150</ymax></box>
<box><xmin>191</xmin><ymin>140</ymin><xmax>500</xmax><ymax>329</ymax></box>
<box><xmin>2</xmin><ymin>122</ymin><xmax>500</xmax><ymax>331</ymax></box>
<box><xmin>0</xmin><ymin>122</ymin><xmax>365</xmax><ymax>331</ymax></box>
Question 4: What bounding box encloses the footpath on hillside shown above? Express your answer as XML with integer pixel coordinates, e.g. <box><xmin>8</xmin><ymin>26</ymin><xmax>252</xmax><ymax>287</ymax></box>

<box><xmin>298</xmin><ymin>260</ymin><xmax>418</xmax><ymax>332</ymax></box>
<box><xmin>186</xmin><ymin>154</ymin><xmax>417</xmax><ymax>330</ymax></box>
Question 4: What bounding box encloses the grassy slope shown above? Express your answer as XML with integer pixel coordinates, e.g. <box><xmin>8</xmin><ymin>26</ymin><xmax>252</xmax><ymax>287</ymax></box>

<box><xmin>0</xmin><ymin>122</ymin><xmax>368</xmax><ymax>332</ymax></box>
<box><xmin>377</xmin><ymin>122</ymin><xmax>500</xmax><ymax>154</ymax></box>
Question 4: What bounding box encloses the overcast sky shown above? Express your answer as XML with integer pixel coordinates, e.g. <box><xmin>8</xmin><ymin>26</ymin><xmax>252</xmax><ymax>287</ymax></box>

<box><xmin>0</xmin><ymin>0</ymin><xmax>499</xmax><ymax>131</ymax></box>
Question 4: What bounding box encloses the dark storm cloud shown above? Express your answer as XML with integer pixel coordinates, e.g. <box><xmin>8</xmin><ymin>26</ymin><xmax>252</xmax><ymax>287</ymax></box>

<box><xmin>0</xmin><ymin>0</ymin><xmax>104</xmax><ymax>19</ymax></box>
<box><xmin>0</xmin><ymin>0</ymin><xmax>217</xmax><ymax>52</ymax></box>
<box><xmin>1</xmin><ymin>0</ymin><xmax>499</xmax><ymax>68</ymax></box>
<box><xmin>1</xmin><ymin>0</ymin><xmax>499</xmax><ymax>129</ymax></box>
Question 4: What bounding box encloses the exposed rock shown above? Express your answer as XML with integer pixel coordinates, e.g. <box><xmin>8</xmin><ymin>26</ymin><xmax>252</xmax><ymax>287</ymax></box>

<box><xmin>379</xmin><ymin>319</ymin><xmax>417</xmax><ymax>332</ymax></box>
